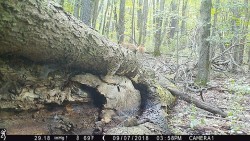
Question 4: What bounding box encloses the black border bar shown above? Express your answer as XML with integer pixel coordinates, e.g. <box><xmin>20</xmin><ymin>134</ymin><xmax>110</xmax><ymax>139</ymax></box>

<box><xmin>1</xmin><ymin>135</ymin><xmax>250</xmax><ymax>141</ymax></box>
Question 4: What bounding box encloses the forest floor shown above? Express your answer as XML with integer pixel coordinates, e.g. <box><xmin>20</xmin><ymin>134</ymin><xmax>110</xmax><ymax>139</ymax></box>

<box><xmin>0</xmin><ymin>102</ymin><xmax>99</xmax><ymax>134</ymax></box>
<box><xmin>168</xmin><ymin>73</ymin><xmax>250</xmax><ymax>135</ymax></box>
<box><xmin>0</xmin><ymin>54</ymin><xmax>249</xmax><ymax>135</ymax></box>
<box><xmin>139</xmin><ymin>53</ymin><xmax>250</xmax><ymax>135</ymax></box>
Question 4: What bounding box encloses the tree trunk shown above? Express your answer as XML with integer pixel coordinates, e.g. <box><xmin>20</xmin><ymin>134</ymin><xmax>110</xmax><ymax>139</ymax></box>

<box><xmin>181</xmin><ymin>0</ymin><xmax>188</xmax><ymax>35</ymax></box>
<box><xmin>118</xmin><ymin>0</ymin><xmax>126</xmax><ymax>43</ymax></box>
<box><xmin>141</xmin><ymin>0</ymin><xmax>148</xmax><ymax>45</ymax></box>
<box><xmin>101</xmin><ymin>0</ymin><xmax>110</xmax><ymax>35</ymax></box>
<box><xmin>0</xmin><ymin>0</ymin><xmax>137</xmax><ymax>77</ymax></box>
<box><xmin>137</xmin><ymin>0</ymin><xmax>143</xmax><ymax>36</ymax></box>
<box><xmin>211</xmin><ymin>0</ymin><xmax>219</xmax><ymax>59</ymax></box>
<box><xmin>217</xmin><ymin>31</ymin><xmax>226</xmax><ymax>61</ymax></box>
<box><xmin>73</xmin><ymin>0</ymin><xmax>80</xmax><ymax>18</ymax></box>
<box><xmin>105</xmin><ymin>0</ymin><xmax>114</xmax><ymax>37</ymax></box>
<box><xmin>137</xmin><ymin>0</ymin><xmax>143</xmax><ymax>45</ymax></box>
<box><xmin>248</xmin><ymin>47</ymin><xmax>250</xmax><ymax>71</ymax></box>
<box><xmin>130</xmin><ymin>0</ymin><xmax>136</xmax><ymax>44</ymax></box>
<box><xmin>247</xmin><ymin>0</ymin><xmax>250</xmax><ymax>72</ymax></box>
<box><xmin>92</xmin><ymin>0</ymin><xmax>100</xmax><ymax>29</ymax></box>
<box><xmin>160</xmin><ymin>5</ymin><xmax>170</xmax><ymax>48</ymax></box>
<box><xmin>0</xmin><ymin>0</ymin><xmax>175</xmax><ymax>135</ymax></box>
<box><xmin>114</xmin><ymin>5</ymin><xmax>119</xmax><ymax>40</ymax></box>
<box><xmin>239</xmin><ymin>0</ymin><xmax>249</xmax><ymax>65</ymax></box>
<box><xmin>154</xmin><ymin>0</ymin><xmax>165</xmax><ymax>56</ymax></box>
<box><xmin>98</xmin><ymin>0</ymin><xmax>105</xmax><ymax>31</ymax></box>
<box><xmin>195</xmin><ymin>0</ymin><xmax>212</xmax><ymax>86</ymax></box>
<box><xmin>80</xmin><ymin>0</ymin><xmax>93</xmax><ymax>26</ymax></box>
<box><xmin>231</xmin><ymin>0</ymin><xmax>240</xmax><ymax>72</ymax></box>
<box><xmin>169</xmin><ymin>0</ymin><xmax>178</xmax><ymax>39</ymax></box>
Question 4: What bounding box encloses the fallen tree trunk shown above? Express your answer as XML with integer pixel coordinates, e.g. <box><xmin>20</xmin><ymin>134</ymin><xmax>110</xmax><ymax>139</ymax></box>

<box><xmin>0</xmin><ymin>0</ymin><xmax>138</xmax><ymax>77</ymax></box>
<box><xmin>0</xmin><ymin>0</ymin><xmax>174</xmax><ymax>135</ymax></box>
<box><xmin>166</xmin><ymin>87</ymin><xmax>228</xmax><ymax>118</ymax></box>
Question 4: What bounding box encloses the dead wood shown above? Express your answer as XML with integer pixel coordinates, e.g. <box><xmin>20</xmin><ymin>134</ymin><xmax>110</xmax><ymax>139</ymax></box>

<box><xmin>0</xmin><ymin>0</ymin><xmax>175</xmax><ymax>135</ymax></box>
<box><xmin>166</xmin><ymin>87</ymin><xmax>228</xmax><ymax>118</ymax></box>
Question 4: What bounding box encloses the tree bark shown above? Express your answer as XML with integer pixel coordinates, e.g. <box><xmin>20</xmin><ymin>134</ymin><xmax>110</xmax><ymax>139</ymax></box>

<box><xmin>211</xmin><ymin>0</ymin><xmax>219</xmax><ymax>59</ymax></box>
<box><xmin>169</xmin><ymin>0</ymin><xmax>178</xmax><ymax>39</ymax></box>
<box><xmin>245</xmin><ymin>0</ymin><xmax>250</xmax><ymax>71</ymax></box>
<box><xmin>195</xmin><ymin>0</ymin><xmax>212</xmax><ymax>86</ymax></box>
<box><xmin>181</xmin><ymin>0</ymin><xmax>188</xmax><ymax>35</ymax></box>
<box><xmin>80</xmin><ymin>0</ymin><xmax>93</xmax><ymax>26</ymax></box>
<box><xmin>73</xmin><ymin>0</ymin><xmax>80</xmax><ymax>18</ymax></box>
<box><xmin>105</xmin><ymin>0</ymin><xmax>114</xmax><ymax>37</ymax></box>
<box><xmin>118</xmin><ymin>0</ymin><xmax>126</xmax><ymax>43</ymax></box>
<box><xmin>137</xmin><ymin>0</ymin><xmax>143</xmax><ymax>45</ymax></box>
<box><xmin>0</xmin><ymin>0</ymin><xmax>138</xmax><ymax>77</ymax></box>
<box><xmin>101</xmin><ymin>0</ymin><xmax>110</xmax><ymax>35</ymax></box>
<box><xmin>239</xmin><ymin>0</ymin><xmax>249</xmax><ymax>65</ymax></box>
<box><xmin>248</xmin><ymin>48</ymin><xmax>250</xmax><ymax>71</ymax></box>
<box><xmin>137</xmin><ymin>0</ymin><xmax>143</xmax><ymax>39</ymax></box>
<box><xmin>141</xmin><ymin>0</ymin><xmax>148</xmax><ymax>45</ymax></box>
<box><xmin>231</xmin><ymin>0</ymin><xmax>240</xmax><ymax>72</ymax></box>
<box><xmin>130</xmin><ymin>0</ymin><xmax>136</xmax><ymax>44</ymax></box>
<box><xmin>91</xmin><ymin>0</ymin><xmax>100</xmax><ymax>29</ymax></box>
<box><xmin>154</xmin><ymin>0</ymin><xmax>165</xmax><ymax>56</ymax></box>
<box><xmin>0</xmin><ymin>0</ymin><xmax>174</xmax><ymax>135</ymax></box>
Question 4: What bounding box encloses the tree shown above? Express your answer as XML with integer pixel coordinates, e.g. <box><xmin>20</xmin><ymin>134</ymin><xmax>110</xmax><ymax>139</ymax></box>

<box><xmin>105</xmin><ymin>0</ymin><xmax>114</xmax><ymax>37</ymax></box>
<box><xmin>73</xmin><ymin>0</ymin><xmax>80</xmax><ymax>18</ymax></box>
<box><xmin>239</xmin><ymin>0</ymin><xmax>249</xmax><ymax>65</ymax></box>
<box><xmin>181</xmin><ymin>0</ymin><xmax>188</xmax><ymax>35</ymax></box>
<box><xmin>101</xmin><ymin>0</ymin><xmax>110</xmax><ymax>35</ymax></box>
<box><xmin>139</xmin><ymin>0</ymin><xmax>148</xmax><ymax>46</ymax></box>
<box><xmin>195</xmin><ymin>0</ymin><xmax>212</xmax><ymax>86</ymax></box>
<box><xmin>154</xmin><ymin>0</ymin><xmax>165</xmax><ymax>56</ymax></box>
<box><xmin>211</xmin><ymin>0</ymin><xmax>220</xmax><ymax>58</ymax></box>
<box><xmin>231</xmin><ymin>0</ymin><xmax>240</xmax><ymax>72</ymax></box>
<box><xmin>80</xmin><ymin>0</ymin><xmax>93</xmax><ymax>26</ymax></box>
<box><xmin>169</xmin><ymin>0</ymin><xmax>178</xmax><ymax>39</ymax></box>
<box><xmin>130</xmin><ymin>0</ymin><xmax>136</xmax><ymax>44</ymax></box>
<box><xmin>92</xmin><ymin>0</ymin><xmax>100</xmax><ymax>29</ymax></box>
<box><xmin>137</xmin><ymin>0</ymin><xmax>143</xmax><ymax>45</ymax></box>
<box><xmin>137</xmin><ymin>0</ymin><xmax>143</xmax><ymax>31</ymax></box>
<box><xmin>117</xmin><ymin>0</ymin><xmax>126</xmax><ymax>43</ymax></box>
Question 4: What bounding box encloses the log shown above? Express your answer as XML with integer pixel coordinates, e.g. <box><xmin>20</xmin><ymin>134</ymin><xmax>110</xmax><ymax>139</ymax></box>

<box><xmin>0</xmin><ymin>0</ymin><xmax>138</xmax><ymax>77</ymax></box>
<box><xmin>0</xmin><ymin>0</ymin><xmax>175</xmax><ymax>135</ymax></box>
<box><xmin>166</xmin><ymin>87</ymin><xmax>228</xmax><ymax>118</ymax></box>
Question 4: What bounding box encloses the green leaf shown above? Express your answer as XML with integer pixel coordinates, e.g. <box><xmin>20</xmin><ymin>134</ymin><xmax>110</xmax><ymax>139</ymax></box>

<box><xmin>227</xmin><ymin>111</ymin><xmax>233</xmax><ymax>116</ymax></box>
